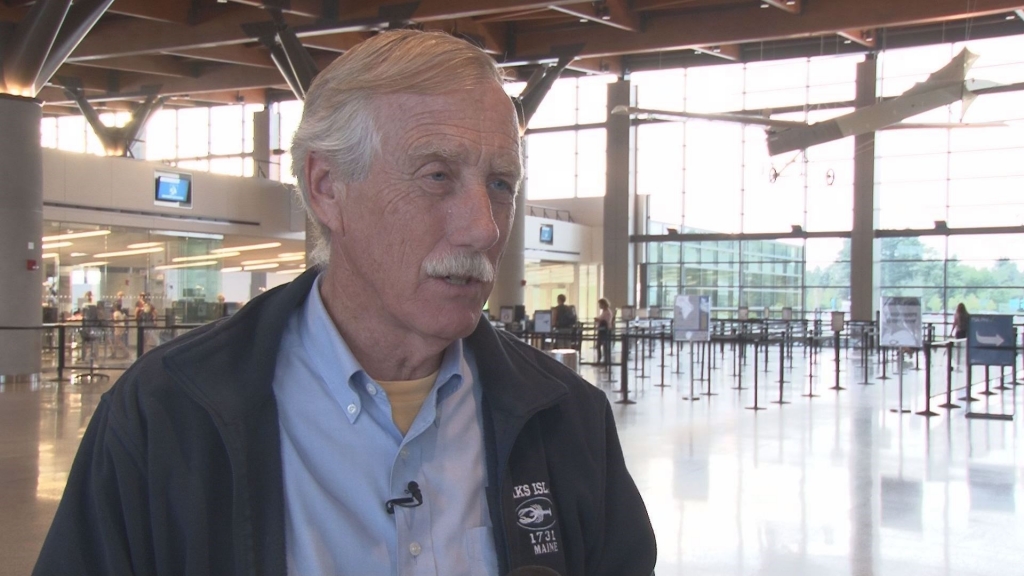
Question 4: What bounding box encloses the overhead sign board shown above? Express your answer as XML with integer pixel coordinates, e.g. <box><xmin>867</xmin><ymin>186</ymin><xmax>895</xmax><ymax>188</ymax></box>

<box><xmin>968</xmin><ymin>314</ymin><xmax>1016</xmax><ymax>367</ymax></box>
<box><xmin>879</xmin><ymin>297</ymin><xmax>923</xmax><ymax>348</ymax></box>
<box><xmin>674</xmin><ymin>295</ymin><xmax>711</xmax><ymax>342</ymax></box>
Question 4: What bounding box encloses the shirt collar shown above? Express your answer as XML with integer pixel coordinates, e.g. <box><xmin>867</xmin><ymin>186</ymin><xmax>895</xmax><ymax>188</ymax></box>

<box><xmin>299</xmin><ymin>275</ymin><xmax>465</xmax><ymax>423</ymax></box>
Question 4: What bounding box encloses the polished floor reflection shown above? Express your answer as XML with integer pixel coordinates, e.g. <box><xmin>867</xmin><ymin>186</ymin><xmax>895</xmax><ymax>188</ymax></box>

<box><xmin>2</xmin><ymin>341</ymin><xmax>1021</xmax><ymax>576</ymax></box>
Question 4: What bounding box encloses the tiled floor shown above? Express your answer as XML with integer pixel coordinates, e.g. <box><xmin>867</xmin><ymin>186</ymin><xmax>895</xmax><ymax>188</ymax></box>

<box><xmin>2</xmin><ymin>340</ymin><xmax>1021</xmax><ymax>575</ymax></box>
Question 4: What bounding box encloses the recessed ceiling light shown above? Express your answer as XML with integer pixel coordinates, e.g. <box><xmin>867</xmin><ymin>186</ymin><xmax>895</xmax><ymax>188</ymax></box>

<box><xmin>243</xmin><ymin>263</ymin><xmax>280</xmax><ymax>271</ymax></box>
<box><xmin>220</xmin><ymin>267</ymin><xmax>243</xmax><ymax>273</ymax></box>
<box><xmin>153</xmin><ymin>261</ymin><xmax>219</xmax><ymax>270</ymax></box>
<box><xmin>127</xmin><ymin>242</ymin><xmax>163</xmax><ymax>249</ymax></box>
<box><xmin>240</xmin><ymin>255</ymin><xmax>304</xmax><ymax>266</ymax></box>
<box><xmin>211</xmin><ymin>242</ymin><xmax>282</xmax><ymax>254</ymax></box>
<box><xmin>42</xmin><ymin>241</ymin><xmax>73</xmax><ymax>249</ymax></box>
<box><xmin>76</xmin><ymin>261</ymin><xmax>109</xmax><ymax>267</ymax></box>
<box><xmin>172</xmin><ymin>252</ymin><xmax>241</xmax><ymax>263</ymax></box>
<box><xmin>93</xmin><ymin>247</ymin><xmax>165</xmax><ymax>258</ymax></box>
<box><xmin>70</xmin><ymin>252</ymin><xmax>87</xmax><ymax>257</ymax></box>
<box><xmin>42</xmin><ymin>230</ymin><xmax>111</xmax><ymax>242</ymax></box>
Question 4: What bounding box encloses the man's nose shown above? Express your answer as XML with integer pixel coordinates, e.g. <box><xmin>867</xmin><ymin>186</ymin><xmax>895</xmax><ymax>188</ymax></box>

<box><xmin>447</xmin><ymin>182</ymin><xmax>501</xmax><ymax>251</ymax></box>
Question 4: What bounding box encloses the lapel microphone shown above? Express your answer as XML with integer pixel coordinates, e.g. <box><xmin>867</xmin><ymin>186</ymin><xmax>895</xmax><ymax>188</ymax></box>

<box><xmin>385</xmin><ymin>481</ymin><xmax>423</xmax><ymax>514</ymax></box>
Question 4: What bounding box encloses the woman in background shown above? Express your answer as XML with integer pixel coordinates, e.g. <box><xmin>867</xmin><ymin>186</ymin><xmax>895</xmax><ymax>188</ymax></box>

<box><xmin>596</xmin><ymin>298</ymin><xmax>615</xmax><ymax>365</ymax></box>
<box><xmin>951</xmin><ymin>302</ymin><xmax>969</xmax><ymax>368</ymax></box>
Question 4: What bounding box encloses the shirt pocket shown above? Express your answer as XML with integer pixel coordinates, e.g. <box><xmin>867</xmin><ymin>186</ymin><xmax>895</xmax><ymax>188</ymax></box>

<box><xmin>463</xmin><ymin>526</ymin><xmax>499</xmax><ymax>575</ymax></box>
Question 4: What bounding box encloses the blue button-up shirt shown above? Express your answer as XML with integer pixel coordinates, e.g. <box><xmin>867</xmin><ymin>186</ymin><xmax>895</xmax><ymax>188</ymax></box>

<box><xmin>272</xmin><ymin>279</ymin><xmax>499</xmax><ymax>576</ymax></box>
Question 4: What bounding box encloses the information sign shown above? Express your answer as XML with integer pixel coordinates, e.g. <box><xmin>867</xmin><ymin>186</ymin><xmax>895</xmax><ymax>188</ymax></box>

<box><xmin>782</xmin><ymin>307</ymin><xmax>793</xmax><ymax>321</ymax></box>
<box><xmin>534</xmin><ymin>310</ymin><xmax>552</xmax><ymax>334</ymax></box>
<box><xmin>674</xmin><ymin>295</ymin><xmax>711</xmax><ymax>342</ymax></box>
<box><xmin>620</xmin><ymin>305</ymin><xmax>635</xmax><ymax>321</ymax></box>
<box><xmin>738</xmin><ymin>306</ymin><xmax>749</xmax><ymax>321</ymax></box>
<box><xmin>831</xmin><ymin>311</ymin><xmax>845</xmax><ymax>332</ymax></box>
<box><xmin>499</xmin><ymin>306</ymin><xmax>515</xmax><ymax>325</ymax></box>
<box><xmin>968</xmin><ymin>314</ymin><xmax>1016</xmax><ymax>367</ymax></box>
<box><xmin>879</xmin><ymin>297</ymin><xmax>923</xmax><ymax>348</ymax></box>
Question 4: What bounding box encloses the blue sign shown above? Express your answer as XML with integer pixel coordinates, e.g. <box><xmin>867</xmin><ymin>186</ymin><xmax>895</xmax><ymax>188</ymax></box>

<box><xmin>968</xmin><ymin>314</ymin><xmax>1016</xmax><ymax>367</ymax></box>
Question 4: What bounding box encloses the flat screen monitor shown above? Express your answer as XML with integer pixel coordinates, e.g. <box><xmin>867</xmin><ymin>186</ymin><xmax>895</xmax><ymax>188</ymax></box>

<box><xmin>154</xmin><ymin>171</ymin><xmax>193</xmax><ymax>208</ymax></box>
<box><xmin>539</xmin><ymin>223</ymin><xmax>554</xmax><ymax>245</ymax></box>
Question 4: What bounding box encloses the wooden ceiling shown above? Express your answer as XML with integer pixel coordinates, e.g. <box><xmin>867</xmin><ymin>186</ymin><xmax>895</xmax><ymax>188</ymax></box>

<box><xmin>3</xmin><ymin>0</ymin><xmax>1023</xmax><ymax>114</ymax></box>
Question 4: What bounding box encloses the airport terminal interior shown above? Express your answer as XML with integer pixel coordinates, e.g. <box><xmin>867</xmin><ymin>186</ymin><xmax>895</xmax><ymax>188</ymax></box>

<box><xmin>1</xmin><ymin>1</ymin><xmax>1023</xmax><ymax>574</ymax></box>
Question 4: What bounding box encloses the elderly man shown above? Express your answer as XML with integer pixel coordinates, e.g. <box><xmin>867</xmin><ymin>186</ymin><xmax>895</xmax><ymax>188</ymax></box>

<box><xmin>34</xmin><ymin>30</ymin><xmax>656</xmax><ymax>576</ymax></box>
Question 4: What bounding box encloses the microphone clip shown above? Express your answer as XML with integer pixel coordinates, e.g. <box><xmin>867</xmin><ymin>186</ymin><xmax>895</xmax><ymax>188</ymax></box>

<box><xmin>385</xmin><ymin>481</ymin><xmax>423</xmax><ymax>514</ymax></box>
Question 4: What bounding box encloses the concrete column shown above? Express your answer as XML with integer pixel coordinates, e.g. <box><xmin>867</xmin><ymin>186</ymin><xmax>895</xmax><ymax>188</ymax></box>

<box><xmin>850</xmin><ymin>55</ymin><xmax>877</xmax><ymax>322</ymax></box>
<box><xmin>603</xmin><ymin>80</ymin><xmax>635</xmax><ymax>307</ymax></box>
<box><xmin>490</xmin><ymin>190</ymin><xmax>526</xmax><ymax>314</ymax></box>
<box><xmin>0</xmin><ymin>95</ymin><xmax>43</xmax><ymax>380</ymax></box>
<box><xmin>252</xmin><ymin>109</ymin><xmax>271</xmax><ymax>179</ymax></box>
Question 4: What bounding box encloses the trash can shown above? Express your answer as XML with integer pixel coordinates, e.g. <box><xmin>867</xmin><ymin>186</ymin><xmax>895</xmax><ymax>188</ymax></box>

<box><xmin>546</xmin><ymin>349</ymin><xmax>579</xmax><ymax>373</ymax></box>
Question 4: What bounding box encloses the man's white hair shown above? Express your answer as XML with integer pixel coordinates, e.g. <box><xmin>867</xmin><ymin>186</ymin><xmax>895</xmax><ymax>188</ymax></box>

<box><xmin>290</xmin><ymin>30</ymin><xmax>510</xmax><ymax>268</ymax></box>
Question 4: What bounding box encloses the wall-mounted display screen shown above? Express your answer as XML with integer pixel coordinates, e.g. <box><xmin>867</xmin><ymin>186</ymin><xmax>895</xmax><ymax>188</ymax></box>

<box><xmin>539</xmin><ymin>223</ymin><xmax>554</xmax><ymax>245</ymax></box>
<box><xmin>154</xmin><ymin>171</ymin><xmax>193</xmax><ymax>208</ymax></box>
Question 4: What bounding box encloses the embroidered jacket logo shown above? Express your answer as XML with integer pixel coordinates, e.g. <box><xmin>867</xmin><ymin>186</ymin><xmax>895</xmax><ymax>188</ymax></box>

<box><xmin>516</xmin><ymin>497</ymin><xmax>556</xmax><ymax>530</ymax></box>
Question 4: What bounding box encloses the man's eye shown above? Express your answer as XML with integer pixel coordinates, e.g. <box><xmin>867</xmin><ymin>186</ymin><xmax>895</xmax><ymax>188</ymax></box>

<box><xmin>490</xmin><ymin>179</ymin><xmax>514</xmax><ymax>194</ymax></box>
<box><xmin>429</xmin><ymin>172</ymin><xmax>448</xmax><ymax>181</ymax></box>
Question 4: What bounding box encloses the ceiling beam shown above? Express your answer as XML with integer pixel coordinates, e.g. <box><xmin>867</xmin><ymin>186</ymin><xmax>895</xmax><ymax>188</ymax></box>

<box><xmin>226</xmin><ymin>0</ymin><xmax>323</xmax><ymax>19</ymax></box>
<box><xmin>72</xmin><ymin>55</ymin><xmax>197</xmax><ymax>78</ymax></box>
<box><xmin>837</xmin><ymin>28</ymin><xmax>877</xmax><ymax>48</ymax></box>
<box><xmin>164</xmin><ymin>45</ymin><xmax>275</xmax><ymax>68</ymax></box>
<box><xmin>694</xmin><ymin>44</ymin><xmax>741</xmax><ymax>60</ymax></box>
<box><xmin>514</xmin><ymin>0</ymin><xmax>1024</xmax><ymax>59</ymax></box>
<box><xmin>566</xmin><ymin>55</ymin><xmax>623</xmax><ymax>76</ymax></box>
<box><xmin>548</xmin><ymin>1</ymin><xmax>641</xmax><ymax>32</ymax></box>
<box><xmin>107</xmin><ymin>0</ymin><xmax>190</xmax><ymax>24</ymax></box>
<box><xmin>67</xmin><ymin>6</ymin><xmax>313</xmax><ymax>61</ymax></box>
<box><xmin>761</xmin><ymin>0</ymin><xmax>802</xmax><ymax>16</ymax></box>
<box><xmin>631</xmin><ymin>0</ymin><xmax>743</xmax><ymax>10</ymax></box>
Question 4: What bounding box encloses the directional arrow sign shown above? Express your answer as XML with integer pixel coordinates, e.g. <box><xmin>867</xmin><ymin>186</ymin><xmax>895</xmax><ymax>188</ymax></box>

<box><xmin>975</xmin><ymin>332</ymin><xmax>1006</xmax><ymax>347</ymax></box>
<box><xmin>968</xmin><ymin>314</ymin><xmax>1016</xmax><ymax>367</ymax></box>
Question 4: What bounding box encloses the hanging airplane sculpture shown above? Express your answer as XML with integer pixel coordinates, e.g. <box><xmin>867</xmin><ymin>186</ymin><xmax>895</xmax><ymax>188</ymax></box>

<box><xmin>612</xmin><ymin>48</ymin><xmax>1020</xmax><ymax>157</ymax></box>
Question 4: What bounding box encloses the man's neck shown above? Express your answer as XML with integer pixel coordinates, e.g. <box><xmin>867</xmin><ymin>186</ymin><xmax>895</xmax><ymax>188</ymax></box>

<box><xmin>317</xmin><ymin>270</ymin><xmax>448</xmax><ymax>382</ymax></box>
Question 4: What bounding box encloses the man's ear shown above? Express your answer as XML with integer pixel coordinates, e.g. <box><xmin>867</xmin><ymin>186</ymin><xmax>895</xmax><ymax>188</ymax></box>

<box><xmin>305</xmin><ymin>151</ymin><xmax>346</xmax><ymax>238</ymax></box>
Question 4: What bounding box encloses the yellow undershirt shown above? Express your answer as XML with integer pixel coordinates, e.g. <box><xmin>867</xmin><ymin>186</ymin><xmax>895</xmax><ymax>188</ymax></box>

<box><xmin>376</xmin><ymin>370</ymin><xmax>440</xmax><ymax>436</ymax></box>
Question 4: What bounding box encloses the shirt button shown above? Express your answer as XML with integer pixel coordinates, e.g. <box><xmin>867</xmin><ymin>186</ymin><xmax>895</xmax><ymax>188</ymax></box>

<box><xmin>366</xmin><ymin>384</ymin><xmax>377</xmax><ymax>396</ymax></box>
<box><xmin>400</xmin><ymin>448</ymin><xmax>410</xmax><ymax>459</ymax></box>
<box><xmin>409</xmin><ymin>542</ymin><xmax>422</xmax><ymax>556</ymax></box>
<box><xmin>347</xmin><ymin>404</ymin><xmax>358</xmax><ymax>415</ymax></box>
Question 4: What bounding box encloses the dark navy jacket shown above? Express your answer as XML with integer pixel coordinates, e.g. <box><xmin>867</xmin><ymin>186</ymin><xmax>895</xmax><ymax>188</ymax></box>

<box><xmin>34</xmin><ymin>269</ymin><xmax>656</xmax><ymax>576</ymax></box>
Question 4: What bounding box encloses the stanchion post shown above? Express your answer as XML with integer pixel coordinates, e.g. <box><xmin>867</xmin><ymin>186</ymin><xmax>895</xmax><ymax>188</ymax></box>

<box><xmin>702</xmin><ymin>340</ymin><xmax>718</xmax><ymax>397</ymax></box>
<box><xmin>770</xmin><ymin>336</ymin><xmax>786</xmax><ymax>403</ymax></box>
<box><xmin>916</xmin><ymin>340</ymin><xmax>939</xmax><ymax>417</ymax></box>
<box><xmin>831</xmin><ymin>330</ymin><xmax>846</xmax><ymax>391</ymax></box>
<box><xmin>683</xmin><ymin>341</ymin><xmax>700</xmax><ymax>401</ymax></box>
<box><xmin>656</xmin><ymin>329</ymin><xmax>668</xmax><ymax>388</ymax></box>
<box><xmin>746</xmin><ymin>340</ymin><xmax>765</xmax><ymax>411</ymax></box>
<box><xmin>890</xmin><ymin>351</ymin><xmax>911</xmax><ymax>414</ymax></box>
<box><xmin>616</xmin><ymin>331</ymin><xmax>635</xmax><ymax>405</ymax></box>
<box><xmin>980</xmin><ymin>365</ymin><xmax>995</xmax><ymax>396</ymax></box>
<box><xmin>136</xmin><ymin>325</ymin><xmax>145</xmax><ymax>359</ymax></box>
<box><xmin>938</xmin><ymin>342</ymin><xmax>960</xmax><ymax>409</ymax></box>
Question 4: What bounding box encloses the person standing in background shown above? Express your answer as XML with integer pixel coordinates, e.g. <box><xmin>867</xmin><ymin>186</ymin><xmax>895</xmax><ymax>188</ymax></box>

<box><xmin>596</xmin><ymin>298</ymin><xmax>614</xmax><ymax>365</ymax></box>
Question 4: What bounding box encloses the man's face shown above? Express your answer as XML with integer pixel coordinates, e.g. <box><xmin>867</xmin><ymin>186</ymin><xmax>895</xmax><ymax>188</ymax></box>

<box><xmin>324</xmin><ymin>84</ymin><xmax>521</xmax><ymax>343</ymax></box>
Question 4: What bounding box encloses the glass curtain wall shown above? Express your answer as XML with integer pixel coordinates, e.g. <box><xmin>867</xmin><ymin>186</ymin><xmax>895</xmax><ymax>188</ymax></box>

<box><xmin>636</xmin><ymin>33</ymin><xmax>1024</xmax><ymax>319</ymax></box>
<box><xmin>41</xmin><ymin>103</ymin><xmax>265</xmax><ymax>177</ymax></box>
<box><xmin>513</xmin><ymin>75</ymin><xmax>615</xmax><ymax>200</ymax></box>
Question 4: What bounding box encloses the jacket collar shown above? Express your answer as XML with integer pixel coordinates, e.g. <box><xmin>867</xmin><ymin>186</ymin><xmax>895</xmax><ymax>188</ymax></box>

<box><xmin>163</xmin><ymin>268</ymin><xmax>568</xmax><ymax>423</ymax></box>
